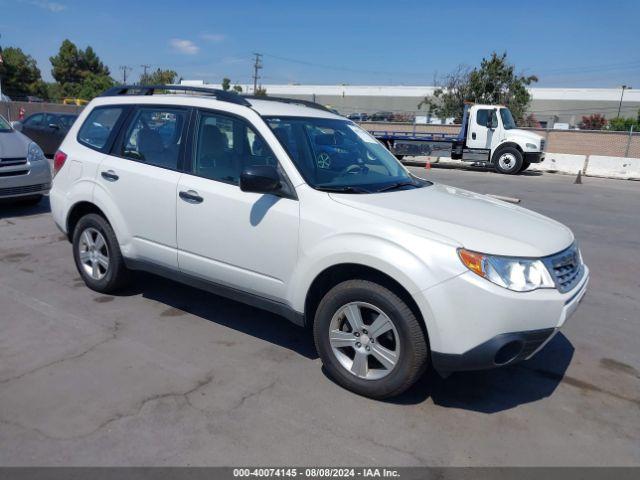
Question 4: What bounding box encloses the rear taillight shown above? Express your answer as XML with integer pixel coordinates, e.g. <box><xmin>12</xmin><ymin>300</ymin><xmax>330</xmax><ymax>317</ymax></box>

<box><xmin>53</xmin><ymin>150</ymin><xmax>67</xmax><ymax>177</ymax></box>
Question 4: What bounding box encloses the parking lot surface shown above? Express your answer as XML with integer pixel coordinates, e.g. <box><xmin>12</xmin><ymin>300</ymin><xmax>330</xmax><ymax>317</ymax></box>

<box><xmin>1</xmin><ymin>168</ymin><xmax>638</xmax><ymax>466</ymax></box>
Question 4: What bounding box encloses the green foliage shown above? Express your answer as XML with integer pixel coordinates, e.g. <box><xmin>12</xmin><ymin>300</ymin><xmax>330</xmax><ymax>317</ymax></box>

<box><xmin>232</xmin><ymin>84</ymin><xmax>243</xmax><ymax>93</ymax></box>
<box><xmin>139</xmin><ymin>68</ymin><xmax>178</xmax><ymax>86</ymax></box>
<box><xmin>607</xmin><ymin>111</ymin><xmax>640</xmax><ymax>131</ymax></box>
<box><xmin>0</xmin><ymin>46</ymin><xmax>47</xmax><ymax>99</ymax></box>
<box><xmin>221</xmin><ymin>77</ymin><xmax>231</xmax><ymax>91</ymax></box>
<box><xmin>254</xmin><ymin>86</ymin><xmax>267</xmax><ymax>97</ymax></box>
<box><xmin>49</xmin><ymin>39</ymin><xmax>113</xmax><ymax>100</ymax></box>
<box><xmin>420</xmin><ymin>52</ymin><xmax>537</xmax><ymax>123</ymax></box>
<box><xmin>578</xmin><ymin>113</ymin><xmax>607</xmax><ymax>130</ymax></box>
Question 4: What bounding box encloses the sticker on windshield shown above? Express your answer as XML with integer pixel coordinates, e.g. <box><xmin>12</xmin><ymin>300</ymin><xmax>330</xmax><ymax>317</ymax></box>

<box><xmin>347</xmin><ymin>124</ymin><xmax>377</xmax><ymax>144</ymax></box>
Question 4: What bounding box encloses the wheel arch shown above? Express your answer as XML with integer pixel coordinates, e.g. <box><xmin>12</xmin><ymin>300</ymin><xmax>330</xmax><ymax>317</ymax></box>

<box><xmin>65</xmin><ymin>201</ymin><xmax>110</xmax><ymax>242</ymax></box>
<box><xmin>491</xmin><ymin>141</ymin><xmax>523</xmax><ymax>163</ymax></box>
<box><xmin>303</xmin><ymin>263</ymin><xmax>429</xmax><ymax>348</ymax></box>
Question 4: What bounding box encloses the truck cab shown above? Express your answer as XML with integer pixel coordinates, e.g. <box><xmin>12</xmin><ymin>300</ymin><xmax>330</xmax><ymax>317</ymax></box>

<box><xmin>452</xmin><ymin>104</ymin><xmax>545</xmax><ymax>174</ymax></box>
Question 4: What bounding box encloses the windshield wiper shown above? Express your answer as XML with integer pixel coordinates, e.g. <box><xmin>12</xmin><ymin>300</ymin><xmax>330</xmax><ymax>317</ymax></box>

<box><xmin>315</xmin><ymin>185</ymin><xmax>371</xmax><ymax>194</ymax></box>
<box><xmin>376</xmin><ymin>181</ymin><xmax>418</xmax><ymax>192</ymax></box>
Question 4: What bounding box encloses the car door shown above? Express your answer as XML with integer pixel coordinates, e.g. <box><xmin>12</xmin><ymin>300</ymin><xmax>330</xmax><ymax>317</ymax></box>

<box><xmin>42</xmin><ymin>114</ymin><xmax>65</xmax><ymax>155</ymax></box>
<box><xmin>176</xmin><ymin>109</ymin><xmax>299</xmax><ymax>301</ymax></box>
<box><xmin>97</xmin><ymin>105</ymin><xmax>190</xmax><ymax>269</ymax></box>
<box><xmin>466</xmin><ymin>108</ymin><xmax>494</xmax><ymax>150</ymax></box>
<box><xmin>21</xmin><ymin>113</ymin><xmax>46</xmax><ymax>147</ymax></box>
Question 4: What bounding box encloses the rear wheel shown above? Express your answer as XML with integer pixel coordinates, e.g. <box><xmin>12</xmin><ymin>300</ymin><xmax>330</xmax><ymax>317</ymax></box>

<box><xmin>493</xmin><ymin>146</ymin><xmax>523</xmax><ymax>174</ymax></box>
<box><xmin>72</xmin><ymin>213</ymin><xmax>130</xmax><ymax>293</ymax></box>
<box><xmin>313</xmin><ymin>280</ymin><xmax>428</xmax><ymax>399</ymax></box>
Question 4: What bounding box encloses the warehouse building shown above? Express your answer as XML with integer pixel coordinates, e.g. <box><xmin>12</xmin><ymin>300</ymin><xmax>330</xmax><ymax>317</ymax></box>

<box><xmin>181</xmin><ymin>81</ymin><xmax>640</xmax><ymax>128</ymax></box>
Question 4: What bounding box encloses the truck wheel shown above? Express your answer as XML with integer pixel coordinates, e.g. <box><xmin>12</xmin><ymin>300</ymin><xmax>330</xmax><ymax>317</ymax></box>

<box><xmin>493</xmin><ymin>146</ymin><xmax>523</xmax><ymax>174</ymax></box>
<box><xmin>72</xmin><ymin>213</ymin><xmax>130</xmax><ymax>293</ymax></box>
<box><xmin>313</xmin><ymin>279</ymin><xmax>428</xmax><ymax>399</ymax></box>
<box><xmin>520</xmin><ymin>160</ymin><xmax>531</xmax><ymax>172</ymax></box>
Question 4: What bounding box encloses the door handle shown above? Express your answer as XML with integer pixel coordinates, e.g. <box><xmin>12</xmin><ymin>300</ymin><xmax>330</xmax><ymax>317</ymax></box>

<box><xmin>179</xmin><ymin>190</ymin><xmax>204</xmax><ymax>204</ymax></box>
<box><xmin>101</xmin><ymin>170</ymin><xmax>119</xmax><ymax>182</ymax></box>
<box><xmin>472</xmin><ymin>132</ymin><xmax>476</xmax><ymax>140</ymax></box>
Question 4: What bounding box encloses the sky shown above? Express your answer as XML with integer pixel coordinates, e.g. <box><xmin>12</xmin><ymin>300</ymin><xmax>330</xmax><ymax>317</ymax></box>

<box><xmin>1</xmin><ymin>0</ymin><xmax>639</xmax><ymax>87</ymax></box>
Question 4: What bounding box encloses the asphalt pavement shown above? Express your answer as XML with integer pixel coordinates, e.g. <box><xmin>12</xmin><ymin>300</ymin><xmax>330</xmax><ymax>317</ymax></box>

<box><xmin>0</xmin><ymin>168</ymin><xmax>638</xmax><ymax>466</ymax></box>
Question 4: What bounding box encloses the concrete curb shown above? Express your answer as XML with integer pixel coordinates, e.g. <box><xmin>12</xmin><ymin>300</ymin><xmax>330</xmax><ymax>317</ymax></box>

<box><xmin>405</xmin><ymin>154</ymin><xmax>640</xmax><ymax>180</ymax></box>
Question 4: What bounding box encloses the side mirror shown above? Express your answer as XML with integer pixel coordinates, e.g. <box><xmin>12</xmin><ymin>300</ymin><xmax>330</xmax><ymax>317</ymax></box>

<box><xmin>11</xmin><ymin>121</ymin><xmax>23</xmax><ymax>132</ymax></box>
<box><xmin>240</xmin><ymin>165</ymin><xmax>281</xmax><ymax>194</ymax></box>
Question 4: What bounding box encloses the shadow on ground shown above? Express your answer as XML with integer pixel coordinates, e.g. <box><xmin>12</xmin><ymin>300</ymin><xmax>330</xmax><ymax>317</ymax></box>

<box><xmin>0</xmin><ymin>196</ymin><xmax>51</xmax><ymax>219</ymax></box>
<box><xmin>118</xmin><ymin>272</ymin><xmax>573</xmax><ymax>413</ymax></box>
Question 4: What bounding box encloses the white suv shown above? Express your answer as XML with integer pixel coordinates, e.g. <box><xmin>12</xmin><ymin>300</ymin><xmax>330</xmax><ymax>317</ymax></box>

<box><xmin>50</xmin><ymin>86</ymin><xmax>589</xmax><ymax>398</ymax></box>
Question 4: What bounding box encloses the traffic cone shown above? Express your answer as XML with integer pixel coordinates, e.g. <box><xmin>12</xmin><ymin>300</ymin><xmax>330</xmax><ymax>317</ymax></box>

<box><xmin>574</xmin><ymin>170</ymin><xmax>582</xmax><ymax>184</ymax></box>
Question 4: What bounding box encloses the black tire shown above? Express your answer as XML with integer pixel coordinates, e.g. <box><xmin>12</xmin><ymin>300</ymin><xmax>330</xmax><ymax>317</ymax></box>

<box><xmin>492</xmin><ymin>146</ymin><xmax>523</xmax><ymax>174</ymax></box>
<box><xmin>394</xmin><ymin>154</ymin><xmax>404</xmax><ymax>161</ymax></box>
<box><xmin>72</xmin><ymin>213</ymin><xmax>130</xmax><ymax>293</ymax></box>
<box><xmin>520</xmin><ymin>160</ymin><xmax>531</xmax><ymax>172</ymax></box>
<box><xmin>313</xmin><ymin>279</ymin><xmax>428</xmax><ymax>399</ymax></box>
<box><xmin>16</xmin><ymin>194</ymin><xmax>43</xmax><ymax>205</ymax></box>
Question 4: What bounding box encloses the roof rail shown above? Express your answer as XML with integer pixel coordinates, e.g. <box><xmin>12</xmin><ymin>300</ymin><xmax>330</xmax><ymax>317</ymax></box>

<box><xmin>242</xmin><ymin>95</ymin><xmax>331</xmax><ymax>112</ymax></box>
<box><xmin>99</xmin><ymin>85</ymin><xmax>251</xmax><ymax>107</ymax></box>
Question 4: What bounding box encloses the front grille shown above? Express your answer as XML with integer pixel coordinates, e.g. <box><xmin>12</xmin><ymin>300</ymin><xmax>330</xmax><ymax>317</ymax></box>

<box><xmin>0</xmin><ymin>183</ymin><xmax>49</xmax><ymax>197</ymax></box>
<box><xmin>540</xmin><ymin>139</ymin><xmax>546</xmax><ymax>151</ymax></box>
<box><xmin>0</xmin><ymin>170</ymin><xmax>29</xmax><ymax>177</ymax></box>
<box><xmin>543</xmin><ymin>243</ymin><xmax>584</xmax><ymax>293</ymax></box>
<box><xmin>0</xmin><ymin>157</ymin><xmax>28</xmax><ymax>167</ymax></box>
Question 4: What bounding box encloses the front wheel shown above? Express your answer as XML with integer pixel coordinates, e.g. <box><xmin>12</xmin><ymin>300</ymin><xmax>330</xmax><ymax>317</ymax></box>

<box><xmin>492</xmin><ymin>146</ymin><xmax>523</xmax><ymax>174</ymax></box>
<box><xmin>520</xmin><ymin>160</ymin><xmax>531</xmax><ymax>172</ymax></box>
<box><xmin>313</xmin><ymin>280</ymin><xmax>428</xmax><ymax>399</ymax></box>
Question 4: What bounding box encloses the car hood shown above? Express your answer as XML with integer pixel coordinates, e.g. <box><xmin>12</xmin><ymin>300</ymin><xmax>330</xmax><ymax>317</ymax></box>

<box><xmin>329</xmin><ymin>183</ymin><xmax>574</xmax><ymax>257</ymax></box>
<box><xmin>0</xmin><ymin>130</ymin><xmax>30</xmax><ymax>158</ymax></box>
<box><xmin>505</xmin><ymin>129</ymin><xmax>542</xmax><ymax>143</ymax></box>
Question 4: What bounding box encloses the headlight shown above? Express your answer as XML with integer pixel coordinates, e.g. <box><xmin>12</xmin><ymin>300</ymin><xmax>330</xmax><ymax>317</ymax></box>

<box><xmin>27</xmin><ymin>142</ymin><xmax>45</xmax><ymax>162</ymax></box>
<box><xmin>458</xmin><ymin>248</ymin><xmax>555</xmax><ymax>292</ymax></box>
<box><xmin>525</xmin><ymin>143</ymin><xmax>538</xmax><ymax>150</ymax></box>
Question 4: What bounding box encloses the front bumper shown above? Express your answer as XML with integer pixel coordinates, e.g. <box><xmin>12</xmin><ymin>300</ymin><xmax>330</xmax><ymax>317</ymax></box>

<box><xmin>524</xmin><ymin>152</ymin><xmax>545</xmax><ymax>163</ymax></box>
<box><xmin>0</xmin><ymin>160</ymin><xmax>51</xmax><ymax>199</ymax></box>
<box><xmin>415</xmin><ymin>265</ymin><xmax>589</xmax><ymax>374</ymax></box>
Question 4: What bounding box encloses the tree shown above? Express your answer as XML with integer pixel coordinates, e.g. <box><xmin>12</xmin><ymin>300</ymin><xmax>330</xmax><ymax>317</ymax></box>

<box><xmin>232</xmin><ymin>84</ymin><xmax>243</xmax><ymax>93</ymax></box>
<box><xmin>49</xmin><ymin>39</ymin><xmax>113</xmax><ymax>99</ymax></box>
<box><xmin>221</xmin><ymin>77</ymin><xmax>231</xmax><ymax>91</ymax></box>
<box><xmin>0</xmin><ymin>46</ymin><xmax>48</xmax><ymax>99</ymax></box>
<box><xmin>139</xmin><ymin>68</ymin><xmax>178</xmax><ymax>85</ymax></box>
<box><xmin>254</xmin><ymin>86</ymin><xmax>267</xmax><ymax>97</ymax></box>
<box><xmin>578</xmin><ymin>113</ymin><xmax>607</xmax><ymax>130</ymax></box>
<box><xmin>607</xmin><ymin>112</ymin><xmax>640</xmax><ymax>132</ymax></box>
<box><xmin>420</xmin><ymin>52</ymin><xmax>538</xmax><ymax>123</ymax></box>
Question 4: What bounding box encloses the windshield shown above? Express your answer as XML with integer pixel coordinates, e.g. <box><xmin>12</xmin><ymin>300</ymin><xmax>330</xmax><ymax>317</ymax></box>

<box><xmin>0</xmin><ymin>115</ymin><xmax>11</xmax><ymax>132</ymax></box>
<box><xmin>500</xmin><ymin>108</ymin><xmax>517</xmax><ymax>130</ymax></box>
<box><xmin>265</xmin><ymin>116</ymin><xmax>426</xmax><ymax>193</ymax></box>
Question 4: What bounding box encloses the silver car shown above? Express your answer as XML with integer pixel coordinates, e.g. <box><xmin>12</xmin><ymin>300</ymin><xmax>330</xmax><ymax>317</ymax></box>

<box><xmin>0</xmin><ymin>114</ymin><xmax>51</xmax><ymax>204</ymax></box>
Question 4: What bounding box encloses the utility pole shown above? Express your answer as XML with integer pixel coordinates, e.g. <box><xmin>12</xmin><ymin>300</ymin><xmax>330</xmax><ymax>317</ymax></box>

<box><xmin>617</xmin><ymin>85</ymin><xmax>630</xmax><ymax>118</ymax></box>
<box><xmin>140</xmin><ymin>64</ymin><xmax>151</xmax><ymax>81</ymax></box>
<box><xmin>252</xmin><ymin>53</ymin><xmax>262</xmax><ymax>94</ymax></box>
<box><xmin>119</xmin><ymin>65</ymin><xmax>132</xmax><ymax>84</ymax></box>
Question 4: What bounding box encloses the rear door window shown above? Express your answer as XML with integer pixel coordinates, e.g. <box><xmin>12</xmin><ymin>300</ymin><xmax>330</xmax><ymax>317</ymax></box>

<box><xmin>24</xmin><ymin>114</ymin><xmax>44</xmax><ymax>127</ymax></box>
<box><xmin>78</xmin><ymin>107</ymin><xmax>125</xmax><ymax>151</ymax></box>
<box><xmin>120</xmin><ymin>107</ymin><xmax>188</xmax><ymax>171</ymax></box>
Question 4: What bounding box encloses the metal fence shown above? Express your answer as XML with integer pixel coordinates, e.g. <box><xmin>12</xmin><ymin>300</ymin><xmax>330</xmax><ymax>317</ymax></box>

<box><xmin>2</xmin><ymin>101</ymin><xmax>638</xmax><ymax>159</ymax></box>
<box><xmin>1</xmin><ymin>101</ymin><xmax>84</xmax><ymax>121</ymax></box>
<box><xmin>360</xmin><ymin>122</ymin><xmax>640</xmax><ymax>159</ymax></box>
